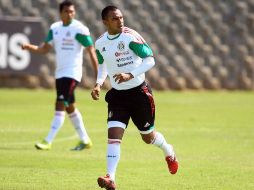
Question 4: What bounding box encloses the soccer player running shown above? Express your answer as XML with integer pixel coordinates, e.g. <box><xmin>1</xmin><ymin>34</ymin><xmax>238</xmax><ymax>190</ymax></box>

<box><xmin>21</xmin><ymin>0</ymin><xmax>98</xmax><ymax>151</ymax></box>
<box><xmin>91</xmin><ymin>5</ymin><xmax>178</xmax><ymax>190</ymax></box>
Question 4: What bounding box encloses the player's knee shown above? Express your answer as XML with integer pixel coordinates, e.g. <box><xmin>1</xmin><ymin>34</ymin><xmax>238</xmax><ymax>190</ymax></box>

<box><xmin>55</xmin><ymin>101</ymin><xmax>65</xmax><ymax>111</ymax></box>
<box><xmin>66</xmin><ymin>104</ymin><xmax>75</xmax><ymax>113</ymax></box>
<box><xmin>141</xmin><ymin>131</ymin><xmax>156</xmax><ymax>144</ymax></box>
<box><xmin>141</xmin><ymin>135</ymin><xmax>153</xmax><ymax>144</ymax></box>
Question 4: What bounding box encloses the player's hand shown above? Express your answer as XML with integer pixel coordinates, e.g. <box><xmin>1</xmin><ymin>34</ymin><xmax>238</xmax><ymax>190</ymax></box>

<box><xmin>91</xmin><ymin>83</ymin><xmax>101</xmax><ymax>100</ymax></box>
<box><xmin>21</xmin><ymin>44</ymin><xmax>28</xmax><ymax>50</ymax></box>
<box><xmin>113</xmin><ymin>73</ymin><xmax>134</xmax><ymax>84</ymax></box>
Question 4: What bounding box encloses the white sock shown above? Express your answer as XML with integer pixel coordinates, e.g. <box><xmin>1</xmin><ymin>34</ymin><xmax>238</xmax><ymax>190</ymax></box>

<box><xmin>69</xmin><ymin>109</ymin><xmax>90</xmax><ymax>143</ymax></box>
<box><xmin>107</xmin><ymin>139</ymin><xmax>121</xmax><ymax>181</ymax></box>
<box><xmin>152</xmin><ymin>132</ymin><xmax>174</xmax><ymax>157</ymax></box>
<box><xmin>45</xmin><ymin>111</ymin><xmax>65</xmax><ymax>143</ymax></box>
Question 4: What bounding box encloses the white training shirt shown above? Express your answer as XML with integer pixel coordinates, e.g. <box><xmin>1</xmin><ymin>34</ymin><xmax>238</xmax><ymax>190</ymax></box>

<box><xmin>45</xmin><ymin>19</ymin><xmax>93</xmax><ymax>82</ymax></box>
<box><xmin>95</xmin><ymin>27</ymin><xmax>154</xmax><ymax>90</ymax></box>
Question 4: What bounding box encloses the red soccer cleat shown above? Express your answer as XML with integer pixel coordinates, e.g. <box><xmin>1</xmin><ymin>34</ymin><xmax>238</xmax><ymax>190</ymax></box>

<box><xmin>165</xmin><ymin>154</ymin><xmax>179</xmax><ymax>174</ymax></box>
<box><xmin>97</xmin><ymin>174</ymin><xmax>116</xmax><ymax>190</ymax></box>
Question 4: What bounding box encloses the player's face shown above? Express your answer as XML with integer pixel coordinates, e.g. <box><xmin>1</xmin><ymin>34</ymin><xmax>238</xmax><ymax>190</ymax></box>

<box><xmin>60</xmin><ymin>5</ymin><xmax>75</xmax><ymax>24</ymax></box>
<box><xmin>103</xmin><ymin>9</ymin><xmax>124</xmax><ymax>35</ymax></box>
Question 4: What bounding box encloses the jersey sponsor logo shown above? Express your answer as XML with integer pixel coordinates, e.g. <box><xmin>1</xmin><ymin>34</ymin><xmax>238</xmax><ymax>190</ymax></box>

<box><xmin>117</xmin><ymin>61</ymin><xmax>133</xmax><ymax>67</ymax></box>
<box><xmin>61</xmin><ymin>38</ymin><xmax>74</xmax><ymax>50</ymax></box>
<box><xmin>62</xmin><ymin>38</ymin><xmax>74</xmax><ymax>44</ymax></box>
<box><xmin>116</xmin><ymin>56</ymin><xmax>132</xmax><ymax>62</ymax></box>
<box><xmin>117</xmin><ymin>41</ymin><xmax>125</xmax><ymax>51</ymax></box>
<box><xmin>115</xmin><ymin>50</ymin><xmax>129</xmax><ymax>57</ymax></box>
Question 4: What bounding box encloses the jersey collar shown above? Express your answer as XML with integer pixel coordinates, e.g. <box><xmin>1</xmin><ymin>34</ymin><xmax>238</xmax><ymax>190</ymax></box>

<box><xmin>62</xmin><ymin>19</ymin><xmax>73</xmax><ymax>27</ymax></box>
<box><xmin>107</xmin><ymin>33</ymin><xmax>121</xmax><ymax>40</ymax></box>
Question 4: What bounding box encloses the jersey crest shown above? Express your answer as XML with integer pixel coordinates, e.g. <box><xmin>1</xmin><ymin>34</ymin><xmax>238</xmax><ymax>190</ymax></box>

<box><xmin>117</xmin><ymin>41</ymin><xmax>125</xmax><ymax>51</ymax></box>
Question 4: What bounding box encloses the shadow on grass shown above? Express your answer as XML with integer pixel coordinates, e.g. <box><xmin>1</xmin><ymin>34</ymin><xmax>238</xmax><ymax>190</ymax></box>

<box><xmin>0</xmin><ymin>146</ymin><xmax>33</xmax><ymax>150</ymax></box>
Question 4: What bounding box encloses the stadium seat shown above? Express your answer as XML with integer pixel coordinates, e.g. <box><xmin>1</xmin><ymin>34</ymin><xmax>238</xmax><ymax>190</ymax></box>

<box><xmin>0</xmin><ymin>0</ymin><xmax>254</xmax><ymax>89</ymax></box>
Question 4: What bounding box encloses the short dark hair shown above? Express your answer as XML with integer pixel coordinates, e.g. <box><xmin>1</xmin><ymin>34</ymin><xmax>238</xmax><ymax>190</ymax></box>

<box><xmin>101</xmin><ymin>5</ymin><xmax>119</xmax><ymax>20</ymax></box>
<box><xmin>59</xmin><ymin>0</ymin><xmax>74</xmax><ymax>12</ymax></box>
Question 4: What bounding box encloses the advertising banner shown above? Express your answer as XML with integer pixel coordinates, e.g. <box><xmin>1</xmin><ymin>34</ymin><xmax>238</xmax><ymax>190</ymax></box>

<box><xmin>0</xmin><ymin>16</ymin><xmax>47</xmax><ymax>75</ymax></box>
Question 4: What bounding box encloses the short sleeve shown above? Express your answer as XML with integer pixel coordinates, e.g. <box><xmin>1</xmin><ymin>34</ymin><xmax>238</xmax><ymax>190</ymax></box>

<box><xmin>129</xmin><ymin>42</ymin><xmax>153</xmax><ymax>58</ymax></box>
<box><xmin>76</xmin><ymin>34</ymin><xmax>94</xmax><ymax>47</ymax></box>
<box><xmin>124</xmin><ymin>27</ymin><xmax>153</xmax><ymax>58</ymax></box>
<box><xmin>44</xmin><ymin>29</ymin><xmax>53</xmax><ymax>43</ymax></box>
<box><xmin>78</xmin><ymin>24</ymin><xmax>90</xmax><ymax>36</ymax></box>
<box><xmin>96</xmin><ymin>49</ymin><xmax>104</xmax><ymax>64</ymax></box>
<box><xmin>75</xmin><ymin>23</ymin><xmax>93</xmax><ymax>47</ymax></box>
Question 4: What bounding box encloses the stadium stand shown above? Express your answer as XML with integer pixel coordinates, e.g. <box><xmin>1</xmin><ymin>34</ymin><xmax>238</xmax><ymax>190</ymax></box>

<box><xmin>0</xmin><ymin>0</ymin><xmax>254</xmax><ymax>90</ymax></box>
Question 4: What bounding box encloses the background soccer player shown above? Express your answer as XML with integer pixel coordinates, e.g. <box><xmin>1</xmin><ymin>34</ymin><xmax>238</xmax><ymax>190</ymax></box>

<box><xmin>91</xmin><ymin>5</ymin><xmax>178</xmax><ymax>190</ymax></box>
<box><xmin>21</xmin><ymin>0</ymin><xmax>98</xmax><ymax>151</ymax></box>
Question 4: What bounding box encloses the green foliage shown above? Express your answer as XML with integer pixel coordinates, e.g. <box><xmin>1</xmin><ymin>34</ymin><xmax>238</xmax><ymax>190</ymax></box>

<box><xmin>0</xmin><ymin>89</ymin><xmax>253</xmax><ymax>190</ymax></box>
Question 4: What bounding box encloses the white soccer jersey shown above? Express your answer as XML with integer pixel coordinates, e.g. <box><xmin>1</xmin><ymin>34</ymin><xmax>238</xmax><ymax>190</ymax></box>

<box><xmin>45</xmin><ymin>19</ymin><xmax>93</xmax><ymax>82</ymax></box>
<box><xmin>95</xmin><ymin>27</ymin><xmax>154</xmax><ymax>90</ymax></box>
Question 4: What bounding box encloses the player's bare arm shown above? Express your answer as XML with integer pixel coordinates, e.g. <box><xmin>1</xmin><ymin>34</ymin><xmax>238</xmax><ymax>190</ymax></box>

<box><xmin>21</xmin><ymin>42</ymin><xmax>52</xmax><ymax>54</ymax></box>
<box><xmin>86</xmin><ymin>45</ymin><xmax>98</xmax><ymax>77</ymax></box>
<box><xmin>113</xmin><ymin>73</ymin><xmax>134</xmax><ymax>84</ymax></box>
<box><xmin>91</xmin><ymin>83</ymin><xmax>101</xmax><ymax>100</ymax></box>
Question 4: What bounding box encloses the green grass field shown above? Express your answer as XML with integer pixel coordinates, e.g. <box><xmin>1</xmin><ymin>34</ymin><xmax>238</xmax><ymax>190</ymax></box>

<box><xmin>0</xmin><ymin>89</ymin><xmax>253</xmax><ymax>190</ymax></box>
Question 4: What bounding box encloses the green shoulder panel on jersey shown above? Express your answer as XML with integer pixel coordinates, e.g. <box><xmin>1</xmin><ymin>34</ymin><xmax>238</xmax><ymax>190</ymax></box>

<box><xmin>129</xmin><ymin>42</ymin><xmax>153</xmax><ymax>58</ymax></box>
<box><xmin>96</xmin><ymin>49</ymin><xmax>104</xmax><ymax>64</ymax></box>
<box><xmin>75</xmin><ymin>33</ymin><xmax>93</xmax><ymax>47</ymax></box>
<box><xmin>44</xmin><ymin>29</ymin><xmax>53</xmax><ymax>42</ymax></box>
